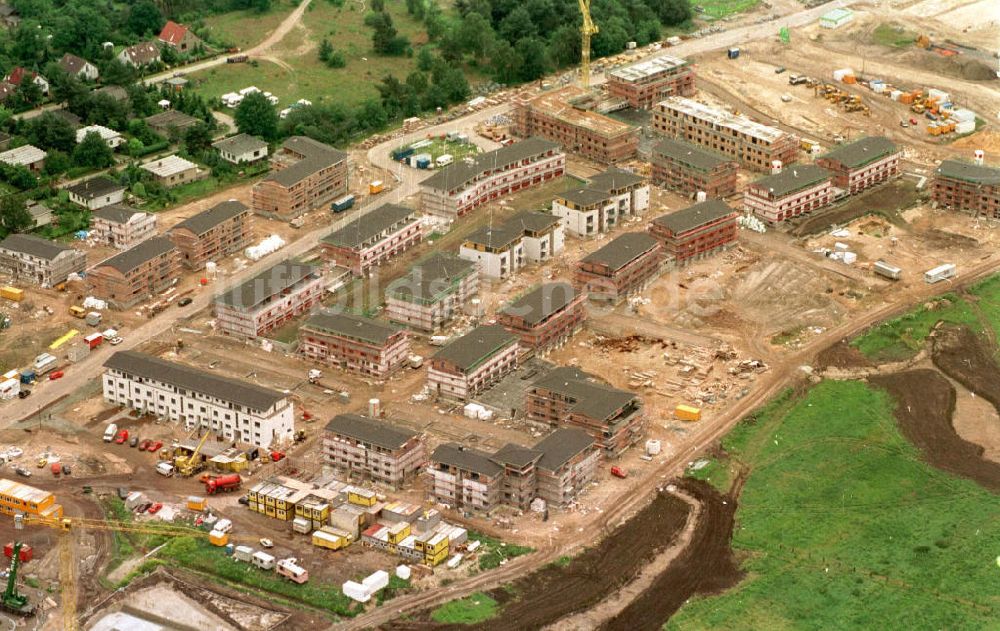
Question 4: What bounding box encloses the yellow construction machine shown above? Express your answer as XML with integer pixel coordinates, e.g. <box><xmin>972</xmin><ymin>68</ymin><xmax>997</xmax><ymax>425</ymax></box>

<box><xmin>174</xmin><ymin>430</ymin><xmax>212</xmax><ymax>477</ymax></box>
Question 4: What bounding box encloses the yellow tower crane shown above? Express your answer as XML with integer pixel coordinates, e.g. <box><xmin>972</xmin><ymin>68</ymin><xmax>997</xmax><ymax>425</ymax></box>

<box><xmin>15</xmin><ymin>512</ymin><xmax>256</xmax><ymax>630</ymax></box>
<box><xmin>579</xmin><ymin>0</ymin><xmax>599</xmax><ymax>89</ymax></box>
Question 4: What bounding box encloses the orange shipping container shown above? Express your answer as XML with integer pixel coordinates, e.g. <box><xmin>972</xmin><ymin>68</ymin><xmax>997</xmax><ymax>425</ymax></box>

<box><xmin>843</xmin><ymin>75</ymin><xmax>857</xmax><ymax>84</ymax></box>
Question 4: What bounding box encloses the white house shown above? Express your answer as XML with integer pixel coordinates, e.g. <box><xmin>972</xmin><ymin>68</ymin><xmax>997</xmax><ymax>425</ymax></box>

<box><xmin>76</xmin><ymin>125</ymin><xmax>124</xmax><ymax>150</ymax></box>
<box><xmin>102</xmin><ymin>351</ymin><xmax>295</xmax><ymax>448</ymax></box>
<box><xmin>65</xmin><ymin>177</ymin><xmax>126</xmax><ymax>210</ymax></box>
<box><xmin>458</xmin><ymin>210</ymin><xmax>563</xmax><ymax>280</ymax></box>
<box><xmin>551</xmin><ymin>168</ymin><xmax>650</xmax><ymax>238</ymax></box>
<box><xmin>58</xmin><ymin>54</ymin><xmax>100</xmax><ymax>81</ymax></box>
<box><xmin>212</xmin><ymin>133</ymin><xmax>269</xmax><ymax>165</ymax></box>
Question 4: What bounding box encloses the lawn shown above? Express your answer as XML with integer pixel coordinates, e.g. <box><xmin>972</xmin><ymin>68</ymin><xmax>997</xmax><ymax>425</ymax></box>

<box><xmin>190</xmin><ymin>0</ymin><xmax>444</xmax><ymax>109</ymax></box>
<box><xmin>692</xmin><ymin>0</ymin><xmax>759</xmax><ymax>20</ymax></box>
<box><xmin>671</xmin><ymin>380</ymin><xmax>1000</xmax><ymax>630</ymax></box>
<box><xmin>968</xmin><ymin>274</ymin><xmax>1000</xmax><ymax>343</ymax></box>
<box><xmin>849</xmin><ymin>293</ymin><xmax>980</xmax><ymax>362</ymax></box>
<box><xmin>467</xmin><ymin>531</ymin><xmax>533</xmax><ymax>571</ymax></box>
<box><xmin>200</xmin><ymin>1</ymin><xmax>299</xmax><ymax>50</ymax></box>
<box><xmin>431</xmin><ymin>592</ymin><xmax>499</xmax><ymax>625</ymax></box>
<box><xmin>872</xmin><ymin>23</ymin><xmax>918</xmax><ymax>48</ymax></box>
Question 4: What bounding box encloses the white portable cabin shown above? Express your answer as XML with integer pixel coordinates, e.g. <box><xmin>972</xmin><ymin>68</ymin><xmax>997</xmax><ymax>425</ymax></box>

<box><xmin>234</xmin><ymin>545</ymin><xmax>254</xmax><ymax>562</ymax></box>
<box><xmin>873</xmin><ymin>260</ymin><xmax>902</xmax><ymax>280</ymax></box>
<box><xmin>276</xmin><ymin>558</ymin><xmax>308</xmax><ymax>583</ymax></box>
<box><xmin>252</xmin><ymin>551</ymin><xmax>276</xmax><ymax>570</ymax></box>
<box><xmin>924</xmin><ymin>263</ymin><xmax>956</xmax><ymax>284</ymax></box>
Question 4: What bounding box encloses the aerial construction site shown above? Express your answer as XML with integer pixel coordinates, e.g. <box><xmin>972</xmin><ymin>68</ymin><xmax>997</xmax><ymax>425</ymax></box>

<box><xmin>0</xmin><ymin>0</ymin><xmax>997</xmax><ymax>628</ymax></box>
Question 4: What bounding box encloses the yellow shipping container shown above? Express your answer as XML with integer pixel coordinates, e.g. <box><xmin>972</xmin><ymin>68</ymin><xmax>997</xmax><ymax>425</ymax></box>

<box><xmin>0</xmin><ymin>286</ymin><xmax>23</xmax><ymax>302</ymax></box>
<box><xmin>209</xmin><ymin>531</ymin><xmax>229</xmax><ymax>546</ymax></box>
<box><xmin>369</xmin><ymin>180</ymin><xmax>385</xmax><ymax>195</ymax></box>
<box><xmin>312</xmin><ymin>527</ymin><xmax>349</xmax><ymax>551</ymax></box>
<box><xmin>187</xmin><ymin>496</ymin><xmax>206</xmax><ymax>511</ymax></box>
<box><xmin>675</xmin><ymin>404</ymin><xmax>702</xmax><ymax>422</ymax></box>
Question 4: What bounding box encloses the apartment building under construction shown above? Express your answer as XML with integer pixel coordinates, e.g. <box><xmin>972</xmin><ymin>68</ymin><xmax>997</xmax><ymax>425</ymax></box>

<box><xmin>652</xmin><ymin>96</ymin><xmax>799</xmax><ymax>172</ymax></box>
<box><xmin>606</xmin><ymin>55</ymin><xmax>696</xmax><ymax>109</ymax></box>
<box><xmin>931</xmin><ymin>156</ymin><xmax>1000</xmax><ymax>218</ymax></box>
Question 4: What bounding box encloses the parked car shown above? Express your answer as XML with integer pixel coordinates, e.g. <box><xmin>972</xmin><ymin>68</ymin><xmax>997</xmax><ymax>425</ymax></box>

<box><xmin>48</xmin><ymin>370</ymin><xmax>64</xmax><ymax>381</ymax></box>
<box><xmin>36</xmin><ymin>458</ymin><xmax>47</xmax><ymax>468</ymax></box>
<box><xmin>238</xmin><ymin>496</ymin><xmax>249</xmax><ymax>506</ymax></box>
<box><xmin>138</xmin><ymin>439</ymin><xmax>151</xmax><ymax>451</ymax></box>
<box><xmin>115</xmin><ymin>429</ymin><xmax>129</xmax><ymax>444</ymax></box>
<box><xmin>17</xmin><ymin>390</ymin><xmax>30</xmax><ymax>399</ymax></box>
<box><xmin>129</xmin><ymin>436</ymin><xmax>139</xmax><ymax>448</ymax></box>
<box><xmin>259</xmin><ymin>538</ymin><xmax>274</xmax><ymax>549</ymax></box>
<box><xmin>149</xmin><ymin>440</ymin><xmax>163</xmax><ymax>452</ymax></box>
<box><xmin>4</xmin><ymin>448</ymin><xmax>23</xmax><ymax>460</ymax></box>
<box><xmin>147</xmin><ymin>503</ymin><xmax>163</xmax><ymax>514</ymax></box>
<box><xmin>109</xmin><ymin>337</ymin><xmax>124</xmax><ymax>345</ymax></box>
<box><xmin>136</xmin><ymin>502</ymin><xmax>152</xmax><ymax>514</ymax></box>
<box><xmin>61</xmin><ymin>464</ymin><xmax>71</xmax><ymax>475</ymax></box>
<box><xmin>178</xmin><ymin>298</ymin><xmax>193</xmax><ymax>307</ymax></box>
<box><xmin>14</xmin><ymin>467</ymin><xmax>30</xmax><ymax>478</ymax></box>
<box><xmin>50</xmin><ymin>463</ymin><xmax>61</xmax><ymax>476</ymax></box>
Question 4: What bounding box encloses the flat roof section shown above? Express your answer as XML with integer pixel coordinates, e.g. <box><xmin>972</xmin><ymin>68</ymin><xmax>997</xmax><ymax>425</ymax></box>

<box><xmin>657</xmin><ymin>96</ymin><xmax>788</xmax><ymax>144</ymax></box>
<box><xmin>523</xmin><ymin>86</ymin><xmax>637</xmax><ymax>139</ymax></box>
<box><xmin>608</xmin><ymin>55</ymin><xmax>689</xmax><ymax>83</ymax></box>
<box><xmin>216</xmin><ymin>260</ymin><xmax>319</xmax><ymax>309</ymax></box>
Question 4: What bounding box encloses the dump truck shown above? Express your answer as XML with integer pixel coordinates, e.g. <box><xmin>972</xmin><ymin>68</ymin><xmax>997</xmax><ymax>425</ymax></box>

<box><xmin>204</xmin><ymin>473</ymin><xmax>242</xmax><ymax>495</ymax></box>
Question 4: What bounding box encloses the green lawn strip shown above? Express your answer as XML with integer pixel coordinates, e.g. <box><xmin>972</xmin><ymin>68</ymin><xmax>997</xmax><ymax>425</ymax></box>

<box><xmin>467</xmin><ymin>531</ymin><xmax>533</xmax><ymax>571</ymax></box>
<box><xmin>872</xmin><ymin>23</ymin><xmax>918</xmax><ymax>48</ymax></box>
<box><xmin>431</xmin><ymin>591</ymin><xmax>499</xmax><ymax>625</ymax></box>
<box><xmin>154</xmin><ymin>537</ymin><xmax>360</xmax><ymax>618</ymax></box>
<box><xmin>968</xmin><ymin>274</ymin><xmax>1000</xmax><ymax>343</ymax></box>
<box><xmin>667</xmin><ymin>380</ymin><xmax>1000</xmax><ymax>630</ymax></box>
<box><xmin>693</xmin><ymin>0</ymin><xmax>759</xmax><ymax>20</ymax></box>
<box><xmin>850</xmin><ymin>293</ymin><xmax>980</xmax><ymax>362</ymax></box>
<box><xmin>201</xmin><ymin>2</ymin><xmax>298</xmax><ymax>50</ymax></box>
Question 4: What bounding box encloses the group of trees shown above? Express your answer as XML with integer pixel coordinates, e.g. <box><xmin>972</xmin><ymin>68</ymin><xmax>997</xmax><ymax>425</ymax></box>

<box><xmin>317</xmin><ymin>39</ymin><xmax>346</xmax><ymax>69</ymax></box>
<box><xmin>365</xmin><ymin>0</ymin><xmax>410</xmax><ymax>56</ymax></box>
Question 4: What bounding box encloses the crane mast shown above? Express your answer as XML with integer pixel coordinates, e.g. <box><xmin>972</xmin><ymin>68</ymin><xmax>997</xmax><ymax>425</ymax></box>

<box><xmin>579</xmin><ymin>0</ymin><xmax>598</xmax><ymax>89</ymax></box>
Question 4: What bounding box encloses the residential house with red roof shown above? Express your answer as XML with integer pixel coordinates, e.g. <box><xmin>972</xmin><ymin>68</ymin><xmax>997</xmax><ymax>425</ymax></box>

<box><xmin>158</xmin><ymin>21</ymin><xmax>202</xmax><ymax>52</ymax></box>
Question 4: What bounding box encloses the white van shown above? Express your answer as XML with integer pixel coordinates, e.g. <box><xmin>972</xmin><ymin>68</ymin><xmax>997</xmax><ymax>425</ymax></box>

<box><xmin>155</xmin><ymin>462</ymin><xmax>175</xmax><ymax>477</ymax></box>
<box><xmin>214</xmin><ymin>518</ymin><xmax>233</xmax><ymax>534</ymax></box>
<box><xmin>103</xmin><ymin>423</ymin><xmax>118</xmax><ymax>443</ymax></box>
<box><xmin>435</xmin><ymin>154</ymin><xmax>454</xmax><ymax>167</ymax></box>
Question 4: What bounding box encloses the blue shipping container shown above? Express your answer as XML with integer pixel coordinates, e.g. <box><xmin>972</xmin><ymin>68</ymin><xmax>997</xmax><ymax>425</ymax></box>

<box><xmin>331</xmin><ymin>195</ymin><xmax>355</xmax><ymax>213</ymax></box>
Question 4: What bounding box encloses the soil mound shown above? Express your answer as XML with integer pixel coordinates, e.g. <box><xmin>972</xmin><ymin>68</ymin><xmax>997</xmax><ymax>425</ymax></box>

<box><xmin>816</xmin><ymin>339</ymin><xmax>874</xmax><ymax>370</ymax></box>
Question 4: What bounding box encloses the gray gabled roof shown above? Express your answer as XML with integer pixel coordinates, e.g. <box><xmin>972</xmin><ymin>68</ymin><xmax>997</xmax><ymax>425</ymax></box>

<box><xmin>0</xmin><ymin>234</ymin><xmax>74</xmax><ymax>260</ymax></box>
<box><xmin>302</xmin><ymin>311</ymin><xmax>402</xmax><ymax>346</ymax></box>
<box><xmin>819</xmin><ymin>136</ymin><xmax>897</xmax><ymax>169</ymax></box>
<box><xmin>170</xmin><ymin>200</ymin><xmax>248</xmax><ymax>236</ymax></box>
<box><xmin>321</xmin><ymin>203</ymin><xmax>417</xmax><ymax>249</ymax></box>
<box><xmin>93</xmin><ymin>236</ymin><xmax>175</xmax><ymax>274</ymax></box>
<box><xmin>463</xmin><ymin>224</ymin><xmax>523</xmax><ymax>250</ymax></box>
<box><xmin>65</xmin><ymin>176</ymin><xmax>123</xmax><ymax>200</ymax></box>
<box><xmin>58</xmin><ymin>53</ymin><xmax>93</xmax><ymax>75</ymax></box>
<box><xmin>534</xmin><ymin>428</ymin><xmax>595</xmax><ymax>471</ymax></box>
<box><xmin>651</xmin><ymin>199</ymin><xmax>736</xmax><ymax>235</ymax></box>
<box><xmin>580</xmin><ymin>232</ymin><xmax>659</xmax><ymax>271</ymax></box>
<box><xmin>557</xmin><ymin>186</ymin><xmax>612</xmax><ymax>207</ymax></box>
<box><xmin>92</xmin><ymin>204</ymin><xmax>147</xmax><ymax>225</ymax></box>
<box><xmin>386</xmin><ymin>254</ymin><xmax>476</xmax><ymax>303</ymax></box>
<box><xmin>532</xmin><ymin>367</ymin><xmax>638</xmax><ymax>421</ymax></box>
<box><xmin>750</xmin><ymin>164</ymin><xmax>831</xmax><ymax>198</ymax></box>
<box><xmin>325</xmin><ymin>413</ymin><xmax>419</xmax><ymax>450</ymax></box>
<box><xmin>935</xmin><ymin>159</ymin><xmax>1000</xmax><ymax>185</ymax></box>
<box><xmin>506</xmin><ymin>210</ymin><xmax>560</xmax><ymax>234</ymax></box>
<box><xmin>490</xmin><ymin>443</ymin><xmax>542</xmax><ymax>468</ymax></box>
<box><xmin>587</xmin><ymin>167</ymin><xmax>645</xmax><ymax>192</ymax></box>
<box><xmin>264</xmin><ymin>136</ymin><xmax>347</xmax><ymax>188</ymax></box>
<box><xmin>421</xmin><ymin>137</ymin><xmax>559</xmax><ymax>192</ymax></box>
<box><xmin>653</xmin><ymin>137</ymin><xmax>731</xmax><ymax>171</ymax></box>
<box><xmin>213</xmin><ymin>133</ymin><xmax>267</xmax><ymax>155</ymax></box>
<box><xmin>432</xmin><ymin>443</ymin><xmax>503</xmax><ymax>476</ymax></box>
<box><xmin>216</xmin><ymin>261</ymin><xmax>319</xmax><ymax>309</ymax></box>
<box><xmin>104</xmin><ymin>350</ymin><xmax>286</xmax><ymax>411</ymax></box>
<box><xmin>501</xmin><ymin>282</ymin><xmax>578</xmax><ymax>326</ymax></box>
<box><xmin>433</xmin><ymin>324</ymin><xmax>517</xmax><ymax>372</ymax></box>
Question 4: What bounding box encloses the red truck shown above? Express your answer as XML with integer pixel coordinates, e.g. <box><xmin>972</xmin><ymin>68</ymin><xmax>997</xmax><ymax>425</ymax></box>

<box><xmin>204</xmin><ymin>474</ymin><xmax>242</xmax><ymax>495</ymax></box>
<box><xmin>610</xmin><ymin>466</ymin><xmax>629</xmax><ymax>479</ymax></box>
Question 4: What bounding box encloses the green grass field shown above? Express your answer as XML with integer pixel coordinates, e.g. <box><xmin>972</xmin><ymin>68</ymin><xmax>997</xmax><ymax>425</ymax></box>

<box><xmin>872</xmin><ymin>23</ymin><xmax>918</xmax><ymax>48</ymax></box>
<box><xmin>850</xmin><ymin>293</ymin><xmax>980</xmax><ymax>362</ymax></box>
<box><xmin>693</xmin><ymin>0</ymin><xmax>759</xmax><ymax>20</ymax></box>
<box><xmin>670</xmin><ymin>380</ymin><xmax>1000</xmax><ymax>629</ymax></box>
<box><xmin>431</xmin><ymin>592</ymin><xmax>499</xmax><ymax>624</ymax></box>
<box><xmin>201</xmin><ymin>1</ymin><xmax>298</xmax><ymax>50</ymax></box>
<box><xmin>968</xmin><ymin>274</ymin><xmax>1000</xmax><ymax>342</ymax></box>
<box><xmin>191</xmin><ymin>0</ymin><xmax>439</xmax><ymax>108</ymax></box>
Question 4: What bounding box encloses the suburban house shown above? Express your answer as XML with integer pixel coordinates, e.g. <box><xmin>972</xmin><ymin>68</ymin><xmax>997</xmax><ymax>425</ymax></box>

<box><xmin>526</xmin><ymin>367</ymin><xmax>645</xmax><ymax>457</ymax></box>
<box><xmin>90</xmin><ymin>205</ymin><xmax>157</xmax><ymax>250</ymax></box>
<box><xmin>140</xmin><ymin>155</ymin><xmax>202</xmax><ymax>187</ymax></box>
<box><xmin>458</xmin><ymin>210</ymin><xmax>564</xmax><ymax>280</ymax></box>
<box><xmin>324</xmin><ymin>414</ymin><xmax>426</xmax><ymax>488</ymax></box>
<box><xmin>102</xmin><ymin>350</ymin><xmax>294</xmax><ymax>448</ymax></box>
<box><xmin>0</xmin><ymin>4</ymin><xmax>20</xmax><ymax>28</ymax></box>
<box><xmin>87</xmin><ymin>236</ymin><xmax>181</xmax><ymax>309</ymax></box>
<box><xmin>158</xmin><ymin>20</ymin><xmax>202</xmax><ymax>52</ymax></box>
<box><xmin>145</xmin><ymin>110</ymin><xmax>202</xmax><ymax>137</ymax></box>
<box><xmin>213</xmin><ymin>134</ymin><xmax>269</xmax><ymax>165</ymax></box>
<box><xmin>551</xmin><ymin>167</ymin><xmax>650</xmax><ymax>238</ymax></box>
<box><xmin>214</xmin><ymin>261</ymin><xmax>324</xmax><ymax>339</ymax></box>
<box><xmin>66</xmin><ymin>177</ymin><xmax>125</xmax><ymax>210</ymax></box>
<box><xmin>76</xmin><ymin>125</ymin><xmax>124</xmax><ymax>149</ymax></box>
<box><xmin>497</xmin><ymin>282</ymin><xmax>587</xmax><ymax>352</ymax></box>
<box><xmin>252</xmin><ymin>136</ymin><xmax>349</xmax><ymax>220</ymax></box>
<box><xmin>118</xmin><ymin>42</ymin><xmax>162</xmax><ymax>67</ymax></box>
<box><xmin>167</xmin><ymin>200</ymin><xmax>253</xmax><ymax>270</ymax></box>
<box><xmin>743</xmin><ymin>164</ymin><xmax>834</xmax><ymax>224</ymax></box>
<box><xmin>26</xmin><ymin>201</ymin><xmax>53</xmax><ymax>229</ymax></box>
<box><xmin>419</xmin><ymin>138</ymin><xmax>565</xmax><ymax>220</ymax></box>
<box><xmin>5</xmin><ymin>67</ymin><xmax>48</xmax><ymax>94</ymax></box>
<box><xmin>574</xmin><ymin>232</ymin><xmax>663</xmax><ymax>303</ymax></box>
<box><xmin>0</xmin><ymin>145</ymin><xmax>46</xmax><ymax>172</ymax></box>
<box><xmin>650</xmin><ymin>137</ymin><xmax>739</xmax><ymax>199</ymax></box>
<box><xmin>385</xmin><ymin>254</ymin><xmax>479</xmax><ymax>332</ymax></box>
<box><xmin>814</xmin><ymin>136</ymin><xmax>901</xmax><ymax>195</ymax></box>
<box><xmin>0</xmin><ymin>234</ymin><xmax>87</xmax><ymax>287</ymax></box>
<box><xmin>57</xmin><ymin>53</ymin><xmax>99</xmax><ymax>81</ymax></box>
<box><xmin>298</xmin><ymin>311</ymin><xmax>411</xmax><ymax>378</ymax></box>
<box><xmin>427</xmin><ymin>325</ymin><xmax>519</xmax><ymax>400</ymax></box>
<box><xmin>428</xmin><ymin>427</ymin><xmax>598</xmax><ymax>513</ymax></box>
<box><xmin>648</xmin><ymin>199</ymin><xmax>739</xmax><ymax>265</ymax></box>
<box><xmin>319</xmin><ymin>203</ymin><xmax>422</xmax><ymax>275</ymax></box>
